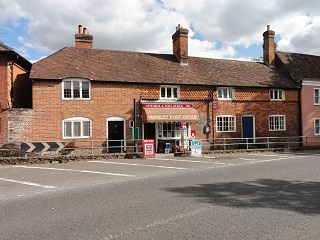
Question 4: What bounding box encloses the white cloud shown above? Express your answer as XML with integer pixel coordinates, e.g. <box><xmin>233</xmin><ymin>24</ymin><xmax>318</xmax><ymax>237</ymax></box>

<box><xmin>1</xmin><ymin>0</ymin><xmax>320</xmax><ymax>60</ymax></box>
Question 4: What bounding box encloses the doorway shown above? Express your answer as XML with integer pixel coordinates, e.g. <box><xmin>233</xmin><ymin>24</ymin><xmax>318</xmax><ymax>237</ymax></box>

<box><xmin>144</xmin><ymin>122</ymin><xmax>155</xmax><ymax>139</ymax></box>
<box><xmin>242</xmin><ymin>116</ymin><xmax>255</xmax><ymax>143</ymax></box>
<box><xmin>107</xmin><ymin>117</ymin><xmax>125</xmax><ymax>153</ymax></box>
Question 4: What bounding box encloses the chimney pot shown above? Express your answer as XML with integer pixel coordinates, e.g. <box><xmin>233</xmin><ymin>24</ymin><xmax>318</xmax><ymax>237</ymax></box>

<box><xmin>78</xmin><ymin>25</ymin><xmax>83</xmax><ymax>34</ymax></box>
<box><xmin>75</xmin><ymin>25</ymin><xmax>93</xmax><ymax>49</ymax></box>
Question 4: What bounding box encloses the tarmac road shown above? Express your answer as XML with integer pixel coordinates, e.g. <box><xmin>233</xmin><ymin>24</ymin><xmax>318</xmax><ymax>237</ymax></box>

<box><xmin>0</xmin><ymin>151</ymin><xmax>320</xmax><ymax>239</ymax></box>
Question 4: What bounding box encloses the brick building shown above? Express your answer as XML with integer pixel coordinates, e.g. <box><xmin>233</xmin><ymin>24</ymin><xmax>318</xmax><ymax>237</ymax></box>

<box><xmin>0</xmin><ymin>41</ymin><xmax>32</xmax><ymax>142</ymax></box>
<box><xmin>22</xmin><ymin>24</ymin><xmax>299</xmax><ymax>152</ymax></box>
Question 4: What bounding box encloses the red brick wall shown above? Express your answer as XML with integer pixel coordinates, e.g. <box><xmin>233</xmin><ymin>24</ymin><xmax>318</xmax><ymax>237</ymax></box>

<box><xmin>12</xmin><ymin>63</ymin><xmax>32</xmax><ymax>108</ymax></box>
<box><xmin>0</xmin><ymin>57</ymin><xmax>9</xmax><ymax>109</ymax></box>
<box><xmin>0</xmin><ymin>112</ymin><xmax>8</xmax><ymax>142</ymax></box>
<box><xmin>212</xmin><ymin>101</ymin><xmax>299</xmax><ymax>138</ymax></box>
<box><xmin>10</xmin><ymin>80</ymin><xmax>299</xmax><ymax>142</ymax></box>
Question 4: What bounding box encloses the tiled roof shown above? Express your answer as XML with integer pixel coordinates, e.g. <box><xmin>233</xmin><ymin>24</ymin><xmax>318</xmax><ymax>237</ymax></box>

<box><xmin>30</xmin><ymin>47</ymin><xmax>298</xmax><ymax>88</ymax></box>
<box><xmin>276</xmin><ymin>51</ymin><xmax>320</xmax><ymax>81</ymax></box>
<box><xmin>0</xmin><ymin>40</ymin><xmax>32</xmax><ymax>70</ymax></box>
<box><xmin>0</xmin><ymin>40</ymin><xmax>14</xmax><ymax>52</ymax></box>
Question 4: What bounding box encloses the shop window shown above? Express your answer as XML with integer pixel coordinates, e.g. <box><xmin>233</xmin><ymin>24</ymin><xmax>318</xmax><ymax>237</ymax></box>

<box><xmin>62</xmin><ymin>78</ymin><xmax>90</xmax><ymax>99</ymax></box>
<box><xmin>160</xmin><ymin>86</ymin><xmax>179</xmax><ymax>99</ymax></box>
<box><xmin>217</xmin><ymin>88</ymin><xmax>234</xmax><ymax>100</ymax></box>
<box><xmin>270</xmin><ymin>89</ymin><xmax>284</xmax><ymax>101</ymax></box>
<box><xmin>216</xmin><ymin>115</ymin><xmax>236</xmax><ymax>132</ymax></box>
<box><xmin>158</xmin><ymin>122</ymin><xmax>182</xmax><ymax>138</ymax></box>
<box><xmin>269</xmin><ymin>115</ymin><xmax>286</xmax><ymax>131</ymax></box>
<box><xmin>315</xmin><ymin>119</ymin><xmax>320</xmax><ymax>135</ymax></box>
<box><xmin>314</xmin><ymin>89</ymin><xmax>320</xmax><ymax>105</ymax></box>
<box><xmin>63</xmin><ymin>117</ymin><xmax>91</xmax><ymax>138</ymax></box>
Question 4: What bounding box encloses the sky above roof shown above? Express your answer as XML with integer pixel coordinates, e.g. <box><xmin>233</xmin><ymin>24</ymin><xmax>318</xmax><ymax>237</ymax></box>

<box><xmin>1</xmin><ymin>0</ymin><xmax>320</xmax><ymax>63</ymax></box>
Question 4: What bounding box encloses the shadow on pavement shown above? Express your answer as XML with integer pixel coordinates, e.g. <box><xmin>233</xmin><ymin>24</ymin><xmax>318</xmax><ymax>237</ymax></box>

<box><xmin>164</xmin><ymin>179</ymin><xmax>320</xmax><ymax>215</ymax></box>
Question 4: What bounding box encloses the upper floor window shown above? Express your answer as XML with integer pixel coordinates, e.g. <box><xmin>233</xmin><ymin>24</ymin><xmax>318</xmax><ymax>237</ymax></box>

<box><xmin>62</xmin><ymin>79</ymin><xmax>90</xmax><ymax>99</ymax></box>
<box><xmin>216</xmin><ymin>115</ymin><xmax>236</xmax><ymax>132</ymax></box>
<box><xmin>270</xmin><ymin>89</ymin><xmax>284</xmax><ymax>101</ymax></box>
<box><xmin>314</xmin><ymin>89</ymin><xmax>320</xmax><ymax>105</ymax></box>
<box><xmin>315</xmin><ymin>119</ymin><xmax>320</xmax><ymax>135</ymax></box>
<box><xmin>160</xmin><ymin>86</ymin><xmax>179</xmax><ymax>99</ymax></box>
<box><xmin>269</xmin><ymin>115</ymin><xmax>286</xmax><ymax>131</ymax></box>
<box><xmin>63</xmin><ymin>117</ymin><xmax>91</xmax><ymax>138</ymax></box>
<box><xmin>217</xmin><ymin>88</ymin><xmax>234</xmax><ymax>100</ymax></box>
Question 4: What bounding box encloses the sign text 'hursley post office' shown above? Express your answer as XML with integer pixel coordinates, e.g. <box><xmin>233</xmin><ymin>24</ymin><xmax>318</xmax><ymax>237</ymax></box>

<box><xmin>147</xmin><ymin>114</ymin><xmax>198</xmax><ymax>121</ymax></box>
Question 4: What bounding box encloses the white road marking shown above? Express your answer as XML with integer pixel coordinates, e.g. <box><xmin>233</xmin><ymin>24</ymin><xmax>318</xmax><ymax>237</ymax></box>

<box><xmin>0</xmin><ymin>177</ymin><xmax>55</xmax><ymax>189</ymax></box>
<box><xmin>90</xmin><ymin>161</ymin><xmax>190</xmax><ymax>170</ymax></box>
<box><xmin>239</xmin><ymin>158</ymin><xmax>259</xmax><ymax>161</ymax></box>
<box><xmin>15</xmin><ymin>166</ymin><xmax>135</xmax><ymax>177</ymax></box>
<box><xmin>248</xmin><ymin>153</ymin><xmax>291</xmax><ymax>157</ymax></box>
<box><xmin>153</xmin><ymin>158</ymin><xmax>219</xmax><ymax>164</ymax></box>
<box><xmin>103</xmin><ymin>205</ymin><xmax>215</xmax><ymax>239</ymax></box>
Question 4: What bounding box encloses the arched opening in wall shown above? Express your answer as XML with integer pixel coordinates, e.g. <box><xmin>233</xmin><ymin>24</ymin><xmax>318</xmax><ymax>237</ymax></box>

<box><xmin>107</xmin><ymin>116</ymin><xmax>126</xmax><ymax>153</ymax></box>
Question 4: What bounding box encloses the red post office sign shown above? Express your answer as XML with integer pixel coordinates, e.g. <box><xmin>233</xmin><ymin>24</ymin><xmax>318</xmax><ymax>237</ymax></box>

<box><xmin>142</xmin><ymin>139</ymin><xmax>155</xmax><ymax>158</ymax></box>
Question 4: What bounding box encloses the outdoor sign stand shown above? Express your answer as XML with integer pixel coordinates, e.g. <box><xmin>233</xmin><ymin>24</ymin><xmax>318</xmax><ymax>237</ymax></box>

<box><xmin>142</xmin><ymin>139</ymin><xmax>155</xmax><ymax>158</ymax></box>
<box><xmin>191</xmin><ymin>140</ymin><xmax>202</xmax><ymax>157</ymax></box>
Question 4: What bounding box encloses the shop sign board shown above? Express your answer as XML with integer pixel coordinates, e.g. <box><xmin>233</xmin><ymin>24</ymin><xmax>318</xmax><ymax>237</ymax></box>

<box><xmin>142</xmin><ymin>139</ymin><xmax>155</xmax><ymax>158</ymax></box>
<box><xmin>143</xmin><ymin>104</ymin><xmax>192</xmax><ymax>108</ymax></box>
<box><xmin>191</xmin><ymin>140</ymin><xmax>202</xmax><ymax>157</ymax></box>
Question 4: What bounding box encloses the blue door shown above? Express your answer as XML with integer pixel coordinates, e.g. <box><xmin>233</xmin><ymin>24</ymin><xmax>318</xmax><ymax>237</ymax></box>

<box><xmin>242</xmin><ymin>116</ymin><xmax>254</xmax><ymax>143</ymax></box>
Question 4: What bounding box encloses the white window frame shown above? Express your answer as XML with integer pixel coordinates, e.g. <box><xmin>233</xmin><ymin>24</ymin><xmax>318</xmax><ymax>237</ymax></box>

<box><xmin>157</xmin><ymin>122</ymin><xmax>185</xmax><ymax>139</ymax></box>
<box><xmin>270</xmin><ymin>89</ymin><xmax>285</xmax><ymax>101</ymax></box>
<box><xmin>217</xmin><ymin>88</ymin><xmax>234</xmax><ymax>100</ymax></box>
<box><xmin>216</xmin><ymin>115</ymin><xmax>236</xmax><ymax>132</ymax></box>
<box><xmin>63</xmin><ymin>117</ymin><xmax>92</xmax><ymax>139</ymax></box>
<box><xmin>315</xmin><ymin>119</ymin><xmax>320</xmax><ymax>135</ymax></box>
<box><xmin>62</xmin><ymin>78</ymin><xmax>91</xmax><ymax>100</ymax></box>
<box><xmin>314</xmin><ymin>88</ymin><xmax>320</xmax><ymax>105</ymax></box>
<box><xmin>269</xmin><ymin>115</ymin><xmax>286</xmax><ymax>131</ymax></box>
<box><xmin>160</xmin><ymin>86</ymin><xmax>180</xmax><ymax>100</ymax></box>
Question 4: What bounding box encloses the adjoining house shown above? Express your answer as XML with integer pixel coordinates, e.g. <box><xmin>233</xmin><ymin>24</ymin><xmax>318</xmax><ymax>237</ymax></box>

<box><xmin>1</xmin><ymin>24</ymin><xmax>305</xmax><ymax>153</ymax></box>
<box><xmin>0</xmin><ymin>41</ymin><xmax>32</xmax><ymax>143</ymax></box>
<box><xmin>275</xmin><ymin>51</ymin><xmax>320</xmax><ymax>146</ymax></box>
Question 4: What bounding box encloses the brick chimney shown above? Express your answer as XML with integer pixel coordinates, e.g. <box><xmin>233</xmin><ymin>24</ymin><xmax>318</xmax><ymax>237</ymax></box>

<box><xmin>263</xmin><ymin>25</ymin><xmax>275</xmax><ymax>66</ymax></box>
<box><xmin>172</xmin><ymin>24</ymin><xmax>189</xmax><ymax>65</ymax></box>
<box><xmin>75</xmin><ymin>25</ymin><xmax>93</xmax><ymax>48</ymax></box>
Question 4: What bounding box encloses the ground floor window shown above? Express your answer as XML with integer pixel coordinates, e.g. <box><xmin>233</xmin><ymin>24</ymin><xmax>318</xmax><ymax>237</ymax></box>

<box><xmin>269</xmin><ymin>115</ymin><xmax>286</xmax><ymax>131</ymax></box>
<box><xmin>63</xmin><ymin>117</ymin><xmax>91</xmax><ymax>138</ymax></box>
<box><xmin>315</xmin><ymin>119</ymin><xmax>320</xmax><ymax>135</ymax></box>
<box><xmin>158</xmin><ymin>122</ymin><xmax>182</xmax><ymax>138</ymax></box>
<box><xmin>216</xmin><ymin>116</ymin><xmax>236</xmax><ymax>132</ymax></box>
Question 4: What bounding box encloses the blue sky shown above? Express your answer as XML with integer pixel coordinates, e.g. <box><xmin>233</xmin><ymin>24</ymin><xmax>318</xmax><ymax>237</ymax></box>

<box><xmin>1</xmin><ymin>0</ymin><xmax>320</xmax><ymax>62</ymax></box>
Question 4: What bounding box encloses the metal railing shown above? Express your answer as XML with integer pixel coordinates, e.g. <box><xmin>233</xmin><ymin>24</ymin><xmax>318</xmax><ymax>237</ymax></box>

<box><xmin>201</xmin><ymin>136</ymin><xmax>320</xmax><ymax>152</ymax></box>
<box><xmin>1</xmin><ymin>136</ymin><xmax>319</xmax><ymax>156</ymax></box>
<box><xmin>59</xmin><ymin>136</ymin><xmax>320</xmax><ymax>156</ymax></box>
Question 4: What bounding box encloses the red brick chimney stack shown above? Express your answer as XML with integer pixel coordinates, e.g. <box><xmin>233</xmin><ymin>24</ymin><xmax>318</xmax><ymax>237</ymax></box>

<box><xmin>263</xmin><ymin>25</ymin><xmax>275</xmax><ymax>66</ymax></box>
<box><xmin>75</xmin><ymin>25</ymin><xmax>93</xmax><ymax>49</ymax></box>
<box><xmin>172</xmin><ymin>24</ymin><xmax>189</xmax><ymax>65</ymax></box>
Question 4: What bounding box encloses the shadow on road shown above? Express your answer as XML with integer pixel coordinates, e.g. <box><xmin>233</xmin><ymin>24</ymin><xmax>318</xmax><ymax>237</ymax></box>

<box><xmin>164</xmin><ymin>179</ymin><xmax>320</xmax><ymax>215</ymax></box>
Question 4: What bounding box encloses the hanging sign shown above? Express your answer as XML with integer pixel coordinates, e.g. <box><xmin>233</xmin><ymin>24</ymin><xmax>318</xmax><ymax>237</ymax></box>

<box><xmin>212</xmin><ymin>100</ymin><xmax>218</xmax><ymax>110</ymax></box>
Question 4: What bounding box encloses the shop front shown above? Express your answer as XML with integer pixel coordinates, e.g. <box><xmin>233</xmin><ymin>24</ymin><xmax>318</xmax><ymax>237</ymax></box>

<box><xmin>142</xmin><ymin>102</ymin><xmax>199</xmax><ymax>153</ymax></box>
